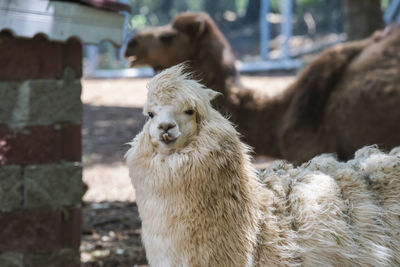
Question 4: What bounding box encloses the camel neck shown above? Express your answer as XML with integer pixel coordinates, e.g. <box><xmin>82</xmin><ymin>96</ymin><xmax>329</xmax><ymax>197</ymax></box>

<box><xmin>188</xmin><ymin>47</ymin><xmax>296</xmax><ymax>158</ymax></box>
<box><xmin>231</xmin><ymin>88</ymin><xmax>293</xmax><ymax>158</ymax></box>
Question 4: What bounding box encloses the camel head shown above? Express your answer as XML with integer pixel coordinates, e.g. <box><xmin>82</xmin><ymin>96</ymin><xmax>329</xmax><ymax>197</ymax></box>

<box><xmin>125</xmin><ymin>12</ymin><xmax>217</xmax><ymax>71</ymax></box>
<box><xmin>143</xmin><ymin>64</ymin><xmax>220</xmax><ymax>153</ymax></box>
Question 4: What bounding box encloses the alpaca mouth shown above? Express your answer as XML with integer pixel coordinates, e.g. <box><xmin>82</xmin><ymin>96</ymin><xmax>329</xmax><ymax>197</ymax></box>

<box><xmin>160</xmin><ymin>133</ymin><xmax>177</xmax><ymax>144</ymax></box>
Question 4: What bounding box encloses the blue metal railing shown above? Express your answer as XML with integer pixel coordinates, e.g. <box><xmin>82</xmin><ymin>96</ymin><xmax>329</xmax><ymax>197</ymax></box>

<box><xmin>384</xmin><ymin>0</ymin><xmax>400</xmax><ymax>24</ymax></box>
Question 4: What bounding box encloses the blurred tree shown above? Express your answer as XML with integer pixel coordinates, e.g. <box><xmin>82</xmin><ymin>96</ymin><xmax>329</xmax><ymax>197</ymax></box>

<box><xmin>204</xmin><ymin>0</ymin><xmax>236</xmax><ymax>22</ymax></box>
<box><xmin>243</xmin><ymin>0</ymin><xmax>260</xmax><ymax>24</ymax></box>
<box><xmin>342</xmin><ymin>0</ymin><xmax>383</xmax><ymax>40</ymax></box>
<box><xmin>294</xmin><ymin>0</ymin><xmax>342</xmax><ymax>35</ymax></box>
<box><xmin>156</xmin><ymin>0</ymin><xmax>174</xmax><ymax>24</ymax></box>
<box><xmin>204</xmin><ymin>0</ymin><xmax>218</xmax><ymax>18</ymax></box>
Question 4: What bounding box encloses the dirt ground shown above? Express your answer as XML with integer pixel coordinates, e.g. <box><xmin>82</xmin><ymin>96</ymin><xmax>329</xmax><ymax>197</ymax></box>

<box><xmin>80</xmin><ymin>74</ymin><xmax>295</xmax><ymax>266</ymax></box>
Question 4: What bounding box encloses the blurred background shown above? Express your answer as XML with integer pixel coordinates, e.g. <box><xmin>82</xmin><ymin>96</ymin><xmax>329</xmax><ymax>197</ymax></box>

<box><xmin>78</xmin><ymin>1</ymin><xmax>399</xmax><ymax>266</ymax></box>
<box><xmin>1</xmin><ymin>0</ymin><xmax>398</xmax><ymax>266</ymax></box>
<box><xmin>83</xmin><ymin>0</ymin><xmax>394</xmax><ymax>75</ymax></box>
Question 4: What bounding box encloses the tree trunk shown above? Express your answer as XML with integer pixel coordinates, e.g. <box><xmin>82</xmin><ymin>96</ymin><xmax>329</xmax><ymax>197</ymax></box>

<box><xmin>204</xmin><ymin>0</ymin><xmax>219</xmax><ymax>18</ymax></box>
<box><xmin>155</xmin><ymin>0</ymin><xmax>174</xmax><ymax>24</ymax></box>
<box><xmin>243</xmin><ymin>0</ymin><xmax>261</xmax><ymax>24</ymax></box>
<box><xmin>342</xmin><ymin>0</ymin><xmax>383</xmax><ymax>41</ymax></box>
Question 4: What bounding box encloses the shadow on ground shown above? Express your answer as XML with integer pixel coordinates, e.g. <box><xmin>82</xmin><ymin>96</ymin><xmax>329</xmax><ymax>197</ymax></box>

<box><xmin>83</xmin><ymin>104</ymin><xmax>146</xmax><ymax>166</ymax></box>
<box><xmin>82</xmin><ymin>102</ymin><xmax>148</xmax><ymax>265</ymax></box>
<box><xmin>81</xmin><ymin>201</ymin><xmax>147</xmax><ymax>266</ymax></box>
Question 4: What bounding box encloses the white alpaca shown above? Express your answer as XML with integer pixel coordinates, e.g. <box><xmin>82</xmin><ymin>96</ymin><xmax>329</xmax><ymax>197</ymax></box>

<box><xmin>125</xmin><ymin>64</ymin><xmax>400</xmax><ymax>267</ymax></box>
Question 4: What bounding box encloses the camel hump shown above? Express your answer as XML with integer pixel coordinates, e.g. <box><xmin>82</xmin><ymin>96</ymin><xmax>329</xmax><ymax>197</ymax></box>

<box><xmin>287</xmin><ymin>36</ymin><xmax>376</xmax><ymax>126</ymax></box>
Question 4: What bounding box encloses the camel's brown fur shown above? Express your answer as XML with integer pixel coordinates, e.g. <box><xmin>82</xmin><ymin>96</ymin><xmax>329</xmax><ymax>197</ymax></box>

<box><xmin>125</xmin><ymin>12</ymin><xmax>400</xmax><ymax>163</ymax></box>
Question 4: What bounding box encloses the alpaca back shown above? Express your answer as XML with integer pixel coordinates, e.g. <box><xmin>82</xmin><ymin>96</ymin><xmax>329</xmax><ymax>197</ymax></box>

<box><xmin>259</xmin><ymin>146</ymin><xmax>400</xmax><ymax>266</ymax></box>
<box><xmin>351</xmin><ymin>146</ymin><xmax>400</xmax><ymax>265</ymax></box>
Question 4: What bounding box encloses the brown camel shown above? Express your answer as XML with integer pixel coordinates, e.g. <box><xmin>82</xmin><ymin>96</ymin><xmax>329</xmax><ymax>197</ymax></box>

<box><xmin>125</xmin><ymin>12</ymin><xmax>400</xmax><ymax>163</ymax></box>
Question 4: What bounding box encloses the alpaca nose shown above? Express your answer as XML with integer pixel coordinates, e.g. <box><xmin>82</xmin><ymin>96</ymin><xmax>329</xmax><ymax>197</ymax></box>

<box><xmin>158</xmin><ymin>122</ymin><xmax>176</xmax><ymax>132</ymax></box>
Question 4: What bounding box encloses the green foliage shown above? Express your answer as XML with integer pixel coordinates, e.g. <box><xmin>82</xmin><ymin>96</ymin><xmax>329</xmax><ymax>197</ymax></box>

<box><xmin>130</xmin><ymin>14</ymin><xmax>148</xmax><ymax>30</ymax></box>
<box><xmin>235</xmin><ymin>0</ymin><xmax>249</xmax><ymax>16</ymax></box>
<box><xmin>127</xmin><ymin>0</ymin><xmax>251</xmax><ymax>27</ymax></box>
<box><xmin>270</xmin><ymin>0</ymin><xmax>281</xmax><ymax>12</ymax></box>
<box><xmin>270</xmin><ymin>0</ymin><xmax>325</xmax><ymax>13</ymax></box>
<box><xmin>297</xmin><ymin>0</ymin><xmax>323</xmax><ymax>5</ymax></box>
<box><xmin>381</xmin><ymin>0</ymin><xmax>390</xmax><ymax>9</ymax></box>
<box><xmin>127</xmin><ymin>0</ymin><xmax>336</xmax><ymax>26</ymax></box>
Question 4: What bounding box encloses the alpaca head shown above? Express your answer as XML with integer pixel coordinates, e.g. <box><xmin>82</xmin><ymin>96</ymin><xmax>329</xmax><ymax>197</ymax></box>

<box><xmin>125</xmin><ymin>12</ymin><xmax>212</xmax><ymax>71</ymax></box>
<box><xmin>143</xmin><ymin>64</ymin><xmax>221</xmax><ymax>153</ymax></box>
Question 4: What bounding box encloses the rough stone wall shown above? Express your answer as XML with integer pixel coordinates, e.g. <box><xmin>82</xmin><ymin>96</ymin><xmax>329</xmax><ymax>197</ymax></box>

<box><xmin>0</xmin><ymin>33</ymin><xmax>83</xmax><ymax>267</ymax></box>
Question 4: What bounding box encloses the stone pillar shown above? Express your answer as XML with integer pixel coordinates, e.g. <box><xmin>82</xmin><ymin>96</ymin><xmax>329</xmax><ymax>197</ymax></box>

<box><xmin>0</xmin><ymin>33</ymin><xmax>83</xmax><ymax>266</ymax></box>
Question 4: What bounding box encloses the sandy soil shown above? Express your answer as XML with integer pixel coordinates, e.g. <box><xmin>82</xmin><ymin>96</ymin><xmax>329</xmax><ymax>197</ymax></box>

<box><xmin>81</xmin><ymin>78</ymin><xmax>149</xmax><ymax>203</ymax></box>
<box><xmin>80</xmin><ymin>74</ymin><xmax>295</xmax><ymax>266</ymax></box>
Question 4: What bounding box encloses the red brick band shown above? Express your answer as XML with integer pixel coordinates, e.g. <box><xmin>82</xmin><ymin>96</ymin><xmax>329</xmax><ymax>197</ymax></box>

<box><xmin>0</xmin><ymin>208</ymin><xmax>81</xmax><ymax>252</ymax></box>
<box><xmin>0</xmin><ymin>124</ymin><xmax>81</xmax><ymax>165</ymax></box>
<box><xmin>0</xmin><ymin>33</ymin><xmax>82</xmax><ymax>81</ymax></box>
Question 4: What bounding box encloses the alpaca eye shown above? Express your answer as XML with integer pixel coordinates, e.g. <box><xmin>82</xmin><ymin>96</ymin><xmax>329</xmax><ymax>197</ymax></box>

<box><xmin>185</xmin><ymin>109</ymin><xmax>194</xmax><ymax>115</ymax></box>
<box><xmin>148</xmin><ymin>112</ymin><xmax>154</xmax><ymax>118</ymax></box>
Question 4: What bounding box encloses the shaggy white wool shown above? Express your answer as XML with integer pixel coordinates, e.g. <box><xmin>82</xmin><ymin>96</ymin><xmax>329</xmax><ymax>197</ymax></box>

<box><xmin>261</xmin><ymin>146</ymin><xmax>399</xmax><ymax>266</ymax></box>
<box><xmin>126</xmin><ymin>64</ymin><xmax>400</xmax><ymax>267</ymax></box>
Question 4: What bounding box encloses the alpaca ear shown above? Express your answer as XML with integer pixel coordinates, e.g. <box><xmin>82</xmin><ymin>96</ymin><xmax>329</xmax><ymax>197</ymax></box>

<box><xmin>206</xmin><ymin>89</ymin><xmax>222</xmax><ymax>101</ymax></box>
<box><xmin>173</xmin><ymin>16</ymin><xmax>206</xmax><ymax>38</ymax></box>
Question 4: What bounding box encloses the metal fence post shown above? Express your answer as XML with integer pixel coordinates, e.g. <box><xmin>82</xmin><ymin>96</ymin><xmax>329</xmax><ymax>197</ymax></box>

<box><xmin>281</xmin><ymin>0</ymin><xmax>293</xmax><ymax>60</ymax></box>
<box><xmin>260</xmin><ymin>0</ymin><xmax>270</xmax><ymax>61</ymax></box>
